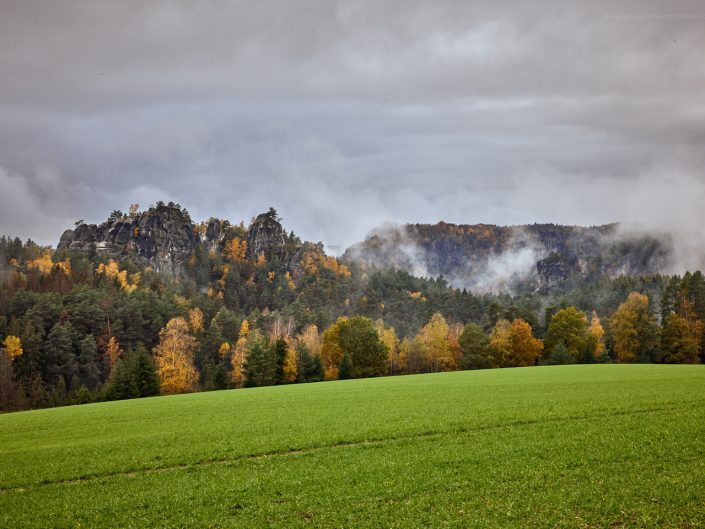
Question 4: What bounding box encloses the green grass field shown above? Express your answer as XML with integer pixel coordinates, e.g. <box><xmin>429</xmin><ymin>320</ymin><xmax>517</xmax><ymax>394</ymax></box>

<box><xmin>1</xmin><ymin>365</ymin><xmax>704</xmax><ymax>528</ymax></box>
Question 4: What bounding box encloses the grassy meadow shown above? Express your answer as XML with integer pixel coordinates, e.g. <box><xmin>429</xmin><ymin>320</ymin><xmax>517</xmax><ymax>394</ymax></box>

<box><xmin>1</xmin><ymin>364</ymin><xmax>704</xmax><ymax>528</ymax></box>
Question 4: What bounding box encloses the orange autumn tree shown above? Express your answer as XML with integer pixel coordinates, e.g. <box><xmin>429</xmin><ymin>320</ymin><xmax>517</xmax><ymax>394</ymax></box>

<box><xmin>508</xmin><ymin>318</ymin><xmax>543</xmax><ymax>367</ymax></box>
<box><xmin>154</xmin><ymin>317</ymin><xmax>199</xmax><ymax>394</ymax></box>
<box><xmin>106</xmin><ymin>336</ymin><xmax>123</xmax><ymax>368</ymax></box>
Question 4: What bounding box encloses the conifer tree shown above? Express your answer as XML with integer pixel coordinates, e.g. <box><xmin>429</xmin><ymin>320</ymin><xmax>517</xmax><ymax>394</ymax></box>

<box><xmin>131</xmin><ymin>344</ymin><xmax>160</xmax><ymax>397</ymax></box>
<box><xmin>244</xmin><ymin>336</ymin><xmax>276</xmax><ymax>387</ymax></box>
<box><xmin>459</xmin><ymin>323</ymin><xmax>496</xmax><ymax>369</ymax></box>
<box><xmin>77</xmin><ymin>334</ymin><xmax>101</xmax><ymax>389</ymax></box>
<box><xmin>338</xmin><ymin>352</ymin><xmax>353</xmax><ymax>380</ymax></box>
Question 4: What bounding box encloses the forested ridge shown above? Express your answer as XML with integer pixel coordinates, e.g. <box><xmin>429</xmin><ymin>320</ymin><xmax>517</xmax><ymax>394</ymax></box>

<box><xmin>1</xmin><ymin>204</ymin><xmax>702</xmax><ymax>412</ymax></box>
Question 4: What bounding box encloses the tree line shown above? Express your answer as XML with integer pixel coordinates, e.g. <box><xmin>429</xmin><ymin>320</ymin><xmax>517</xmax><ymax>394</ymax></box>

<box><xmin>1</xmin><ymin>234</ymin><xmax>703</xmax><ymax>412</ymax></box>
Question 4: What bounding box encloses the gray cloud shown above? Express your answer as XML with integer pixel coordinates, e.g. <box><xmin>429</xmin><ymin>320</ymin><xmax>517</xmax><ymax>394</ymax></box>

<box><xmin>1</xmin><ymin>0</ymin><xmax>704</xmax><ymax>260</ymax></box>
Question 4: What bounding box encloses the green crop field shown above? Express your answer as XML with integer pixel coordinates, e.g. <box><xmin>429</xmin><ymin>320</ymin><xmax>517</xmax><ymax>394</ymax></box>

<box><xmin>1</xmin><ymin>365</ymin><xmax>704</xmax><ymax>528</ymax></box>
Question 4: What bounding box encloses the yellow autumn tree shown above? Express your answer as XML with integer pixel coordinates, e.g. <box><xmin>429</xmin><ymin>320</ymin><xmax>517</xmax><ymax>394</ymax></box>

<box><xmin>489</xmin><ymin>319</ymin><xmax>513</xmax><ymax>367</ymax></box>
<box><xmin>154</xmin><ymin>317</ymin><xmax>199</xmax><ymax>394</ymax></box>
<box><xmin>106</xmin><ymin>336</ymin><xmax>123</xmax><ymax>368</ymax></box>
<box><xmin>417</xmin><ymin>312</ymin><xmax>455</xmax><ymax>372</ymax></box>
<box><xmin>321</xmin><ymin>318</ymin><xmax>346</xmax><ymax>380</ymax></box>
<box><xmin>588</xmin><ymin>312</ymin><xmax>606</xmax><ymax>358</ymax></box>
<box><xmin>97</xmin><ymin>259</ymin><xmax>139</xmax><ymax>293</ymax></box>
<box><xmin>282</xmin><ymin>341</ymin><xmax>298</xmax><ymax>383</ymax></box>
<box><xmin>301</xmin><ymin>325</ymin><xmax>322</xmax><ymax>355</ymax></box>
<box><xmin>297</xmin><ymin>325</ymin><xmax>322</xmax><ymax>358</ymax></box>
<box><xmin>25</xmin><ymin>250</ymin><xmax>71</xmax><ymax>278</ymax></box>
<box><xmin>230</xmin><ymin>320</ymin><xmax>250</xmax><ymax>388</ymax></box>
<box><xmin>188</xmin><ymin>307</ymin><xmax>204</xmax><ymax>334</ymax></box>
<box><xmin>610</xmin><ymin>292</ymin><xmax>660</xmax><ymax>363</ymax></box>
<box><xmin>224</xmin><ymin>237</ymin><xmax>248</xmax><ymax>263</ymax></box>
<box><xmin>2</xmin><ymin>335</ymin><xmax>23</xmax><ymax>360</ymax></box>
<box><xmin>97</xmin><ymin>259</ymin><xmax>120</xmax><ymax>279</ymax></box>
<box><xmin>26</xmin><ymin>252</ymin><xmax>54</xmax><ymax>275</ymax></box>
<box><xmin>218</xmin><ymin>342</ymin><xmax>231</xmax><ymax>359</ymax></box>
<box><xmin>375</xmin><ymin>320</ymin><xmax>402</xmax><ymax>375</ymax></box>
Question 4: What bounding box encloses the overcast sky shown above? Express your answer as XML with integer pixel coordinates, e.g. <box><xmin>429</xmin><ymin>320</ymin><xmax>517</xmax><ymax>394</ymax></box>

<box><xmin>1</xmin><ymin>1</ymin><xmax>704</xmax><ymax>252</ymax></box>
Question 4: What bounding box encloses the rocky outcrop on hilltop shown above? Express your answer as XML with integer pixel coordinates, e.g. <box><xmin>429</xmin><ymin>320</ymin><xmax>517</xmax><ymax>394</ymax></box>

<box><xmin>343</xmin><ymin>222</ymin><xmax>672</xmax><ymax>292</ymax></box>
<box><xmin>246</xmin><ymin>208</ymin><xmax>287</xmax><ymax>259</ymax></box>
<box><xmin>57</xmin><ymin>203</ymin><xmax>217</xmax><ymax>273</ymax></box>
<box><xmin>56</xmin><ymin>203</ymin><xmax>306</xmax><ymax>275</ymax></box>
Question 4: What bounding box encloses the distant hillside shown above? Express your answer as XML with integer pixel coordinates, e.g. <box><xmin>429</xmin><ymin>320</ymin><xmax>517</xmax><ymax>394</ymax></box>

<box><xmin>343</xmin><ymin>222</ymin><xmax>673</xmax><ymax>292</ymax></box>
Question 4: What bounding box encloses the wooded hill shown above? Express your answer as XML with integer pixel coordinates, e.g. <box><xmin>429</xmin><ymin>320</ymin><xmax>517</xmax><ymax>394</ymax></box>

<box><xmin>0</xmin><ymin>203</ymin><xmax>702</xmax><ymax>412</ymax></box>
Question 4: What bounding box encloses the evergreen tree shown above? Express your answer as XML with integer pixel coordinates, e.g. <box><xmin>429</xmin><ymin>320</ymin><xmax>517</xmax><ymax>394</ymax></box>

<box><xmin>296</xmin><ymin>345</ymin><xmax>324</xmax><ymax>383</ymax></box>
<box><xmin>131</xmin><ymin>345</ymin><xmax>160</xmax><ymax>397</ymax></box>
<box><xmin>338</xmin><ymin>352</ymin><xmax>353</xmax><ymax>380</ymax></box>
<box><xmin>458</xmin><ymin>323</ymin><xmax>497</xmax><ymax>370</ymax></box>
<box><xmin>540</xmin><ymin>342</ymin><xmax>576</xmax><ymax>365</ymax></box>
<box><xmin>45</xmin><ymin>322</ymin><xmax>77</xmax><ymax>389</ymax></box>
<box><xmin>198</xmin><ymin>322</ymin><xmax>225</xmax><ymax>372</ymax></box>
<box><xmin>244</xmin><ymin>337</ymin><xmax>276</xmax><ymax>387</ymax></box>
<box><xmin>104</xmin><ymin>358</ymin><xmax>138</xmax><ymax>401</ymax></box>
<box><xmin>337</xmin><ymin>316</ymin><xmax>387</xmax><ymax>378</ymax></box>
<box><xmin>76</xmin><ymin>334</ymin><xmax>101</xmax><ymax>389</ymax></box>
<box><xmin>71</xmin><ymin>385</ymin><xmax>94</xmax><ymax>405</ymax></box>
<box><xmin>0</xmin><ymin>350</ymin><xmax>27</xmax><ymax>412</ymax></box>
<box><xmin>211</xmin><ymin>363</ymin><xmax>228</xmax><ymax>390</ymax></box>
<box><xmin>271</xmin><ymin>337</ymin><xmax>288</xmax><ymax>384</ymax></box>
<box><xmin>50</xmin><ymin>376</ymin><xmax>68</xmax><ymax>407</ymax></box>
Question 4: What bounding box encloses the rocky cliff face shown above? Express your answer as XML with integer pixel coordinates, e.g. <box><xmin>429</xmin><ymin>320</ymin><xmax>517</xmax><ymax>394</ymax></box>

<box><xmin>344</xmin><ymin>222</ymin><xmax>673</xmax><ymax>292</ymax></box>
<box><xmin>57</xmin><ymin>204</ymin><xmax>303</xmax><ymax>275</ymax></box>
<box><xmin>246</xmin><ymin>208</ymin><xmax>287</xmax><ymax>259</ymax></box>
<box><xmin>57</xmin><ymin>203</ymin><xmax>222</xmax><ymax>274</ymax></box>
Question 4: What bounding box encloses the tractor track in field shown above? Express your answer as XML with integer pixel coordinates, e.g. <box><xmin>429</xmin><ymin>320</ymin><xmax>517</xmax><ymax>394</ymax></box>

<box><xmin>1</xmin><ymin>402</ymin><xmax>698</xmax><ymax>494</ymax></box>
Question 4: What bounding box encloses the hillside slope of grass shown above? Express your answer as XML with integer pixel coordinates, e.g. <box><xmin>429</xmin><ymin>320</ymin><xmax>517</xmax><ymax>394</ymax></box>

<box><xmin>1</xmin><ymin>365</ymin><xmax>704</xmax><ymax>528</ymax></box>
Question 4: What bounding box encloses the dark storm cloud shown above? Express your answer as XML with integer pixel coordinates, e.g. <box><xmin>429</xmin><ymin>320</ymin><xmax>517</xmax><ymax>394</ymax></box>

<box><xmin>0</xmin><ymin>0</ymin><xmax>704</xmax><ymax>255</ymax></box>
